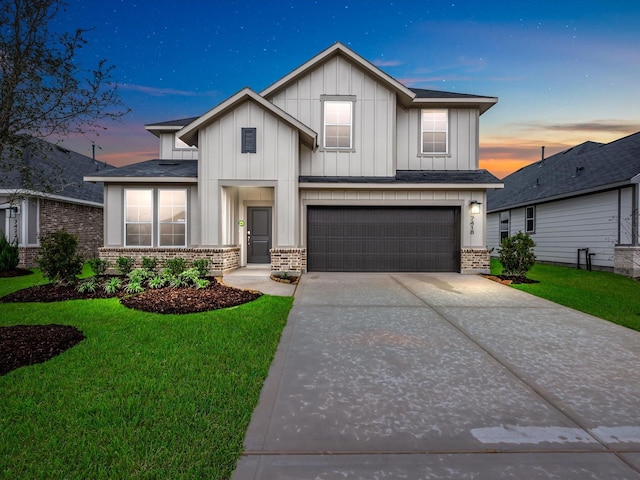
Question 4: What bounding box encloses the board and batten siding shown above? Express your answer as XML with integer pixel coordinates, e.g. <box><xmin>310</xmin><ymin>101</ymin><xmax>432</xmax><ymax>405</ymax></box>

<box><xmin>488</xmin><ymin>189</ymin><xmax>629</xmax><ymax>269</ymax></box>
<box><xmin>396</xmin><ymin>108</ymin><xmax>480</xmax><ymax>171</ymax></box>
<box><xmin>267</xmin><ymin>55</ymin><xmax>396</xmax><ymax>177</ymax></box>
<box><xmin>197</xmin><ymin>99</ymin><xmax>299</xmax><ymax>246</ymax></box>
<box><xmin>159</xmin><ymin>133</ymin><xmax>198</xmax><ymax>160</ymax></box>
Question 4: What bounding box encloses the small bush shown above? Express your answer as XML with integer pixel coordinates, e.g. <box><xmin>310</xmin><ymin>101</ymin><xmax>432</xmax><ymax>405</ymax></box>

<box><xmin>141</xmin><ymin>256</ymin><xmax>158</xmax><ymax>273</ymax></box>
<box><xmin>37</xmin><ymin>229</ymin><xmax>83</xmax><ymax>285</ymax></box>
<box><xmin>191</xmin><ymin>259</ymin><xmax>209</xmax><ymax>277</ymax></box>
<box><xmin>116</xmin><ymin>256</ymin><xmax>135</xmax><ymax>276</ymax></box>
<box><xmin>0</xmin><ymin>232</ymin><xmax>19</xmax><ymax>272</ymax></box>
<box><xmin>499</xmin><ymin>231</ymin><xmax>536</xmax><ymax>278</ymax></box>
<box><xmin>165</xmin><ymin>257</ymin><xmax>187</xmax><ymax>276</ymax></box>
<box><xmin>88</xmin><ymin>258</ymin><xmax>109</xmax><ymax>276</ymax></box>
<box><xmin>77</xmin><ymin>277</ymin><xmax>98</xmax><ymax>293</ymax></box>
<box><xmin>104</xmin><ymin>277</ymin><xmax>122</xmax><ymax>294</ymax></box>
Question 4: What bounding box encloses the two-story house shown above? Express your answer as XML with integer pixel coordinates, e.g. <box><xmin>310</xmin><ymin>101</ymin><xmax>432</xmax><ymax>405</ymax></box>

<box><xmin>86</xmin><ymin>43</ymin><xmax>501</xmax><ymax>275</ymax></box>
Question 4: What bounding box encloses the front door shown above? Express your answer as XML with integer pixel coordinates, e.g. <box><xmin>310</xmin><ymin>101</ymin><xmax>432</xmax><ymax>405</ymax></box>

<box><xmin>247</xmin><ymin>207</ymin><xmax>272</xmax><ymax>263</ymax></box>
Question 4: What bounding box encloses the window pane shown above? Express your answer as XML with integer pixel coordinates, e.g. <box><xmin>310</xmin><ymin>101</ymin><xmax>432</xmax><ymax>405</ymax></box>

<box><xmin>126</xmin><ymin>190</ymin><xmax>152</xmax><ymax>222</ymax></box>
<box><xmin>159</xmin><ymin>190</ymin><xmax>186</xmax><ymax>223</ymax></box>
<box><xmin>159</xmin><ymin>224</ymin><xmax>185</xmax><ymax>247</ymax></box>
<box><xmin>126</xmin><ymin>224</ymin><xmax>152</xmax><ymax>246</ymax></box>
<box><xmin>324</xmin><ymin>101</ymin><xmax>352</xmax><ymax>149</ymax></box>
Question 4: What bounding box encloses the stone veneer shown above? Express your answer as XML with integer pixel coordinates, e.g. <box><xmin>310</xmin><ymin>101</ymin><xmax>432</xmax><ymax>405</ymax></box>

<box><xmin>270</xmin><ymin>247</ymin><xmax>307</xmax><ymax>273</ymax></box>
<box><xmin>98</xmin><ymin>247</ymin><xmax>240</xmax><ymax>275</ymax></box>
<box><xmin>614</xmin><ymin>246</ymin><xmax>640</xmax><ymax>278</ymax></box>
<box><xmin>18</xmin><ymin>198</ymin><xmax>104</xmax><ymax>268</ymax></box>
<box><xmin>460</xmin><ymin>248</ymin><xmax>491</xmax><ymax>274</ymax></box>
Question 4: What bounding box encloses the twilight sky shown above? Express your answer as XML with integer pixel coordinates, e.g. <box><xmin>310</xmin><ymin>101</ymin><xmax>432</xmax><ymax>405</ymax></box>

<box><xmin>55</xmin><ymin>0</ymin><xmax>640</xmax><ymax>178</ymax></box>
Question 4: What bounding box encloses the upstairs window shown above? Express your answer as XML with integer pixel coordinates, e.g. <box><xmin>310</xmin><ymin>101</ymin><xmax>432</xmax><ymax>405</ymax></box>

<box><xmin>525</xmin><ymin>206</ymin><xmax>536</xmax><ymax>233</ymax></box>
<box><xmin>323</xmin><ymin>99</ymin><xmax>353</xmax><ymax>149</ymax></box>
<box><xmin>421</xmin><ymin>109</ymin><xmax>448</xmax><ymax>154</ymax></box>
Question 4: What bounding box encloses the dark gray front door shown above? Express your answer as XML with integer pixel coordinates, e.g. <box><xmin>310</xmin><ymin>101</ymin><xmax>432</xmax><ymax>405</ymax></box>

<box><xmin>307</xmin><ymin>206</ymin><xmax>460</xmax><ymax>272</ymax></box>
<box><xmin>247</xmin><ymin>207</ymin><xmax>272</xmax><ymax>263</ymax></box>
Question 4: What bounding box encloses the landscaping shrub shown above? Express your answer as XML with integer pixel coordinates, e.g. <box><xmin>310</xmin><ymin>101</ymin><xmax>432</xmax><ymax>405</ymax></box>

<box><xmin>87</xmin><ymin>258</ymin><xmax>109</xmax><ymax>276</ymax></box>
<box><xmin>165</xmin><ymin>257</ymin><xmax>187</xmax><ymax>276</ymax></box>
<box><xmin>499</xmin><ymin>231</ymin><xmax>536</xmax><ymax>278</ymax></box>
<box><xmin>37</xmin><ymin>229</ymin><xmax>83</xmax><ymax>285</ymax></box>
<box><xmin>116</xmin><ymin>256</ymin><xmax>135</xmax><ymax>275</ymax></box>
<box><xmin>0</xmin><ymin>232</ymin><xmax>19</xmax><ymax>272</ymax></box>
<box><xmin>191</xmin><ymin>258</ymin><xmax>210</xmax><ymax>277</ymax></box>
<box><xmin>141</xmin><ymin>256</ymin><xmax>159</xmax><ymax>273</ymax></box>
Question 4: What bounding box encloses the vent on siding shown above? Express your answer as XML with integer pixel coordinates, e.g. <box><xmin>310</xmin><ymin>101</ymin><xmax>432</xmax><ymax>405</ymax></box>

<box><xmin>241</xmin><ymin>128</ymin><xmax>257</xmax><ymax>153</ymax></box>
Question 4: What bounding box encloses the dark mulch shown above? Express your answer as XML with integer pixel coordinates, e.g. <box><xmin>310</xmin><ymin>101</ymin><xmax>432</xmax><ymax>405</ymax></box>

<box><xmin>482</xmin><ymin>274</ymin><xmax>539</xmax><ymax>285</ymax></box>
<box><xmin>0</xmin><ymin>268</ymin><xmax>33</xmax><ymax>278</ymax></box>
<box><xmin>120</xmin><ymin>282</ymin><xmax>262</xmax><ymax>314</ymax></box>
<box><xmin>0</xmin><ymin>324</ymin><xmax>85</xmax><ymax>375</ymax></box>
<box><xmin>0</xmin><ymin>278</ymin><xmax>262</xmax><ymax>375</ymax></box>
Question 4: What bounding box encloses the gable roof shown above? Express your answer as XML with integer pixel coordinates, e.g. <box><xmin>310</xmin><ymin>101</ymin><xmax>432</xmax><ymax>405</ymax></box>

<box><xmin>411</xmin><ymin>88</ymin><xmax>498</xmax><ymax>115</ymax></box>
<box><xmin>177</xmin><ymin>87</ymin><xmax>317</xmax><ymax>148</ymax></box>
<box><xmin>1</xmin><ymin>138</ymin><xmax>113</xmax><ymax>205</ymax></box>
<box><xmin>145</xmin><ymin>116</ymin><xmax>200</xmax><ymax>137</ymax></box>
<box><xmin>261</xmin><ymin>42</ymin><xmax>417</xmax><ymax>105</ymax></box>
<box><xmin>487</xmin><ymin>132</ymin><xmax>640</xmax><ymax>212</ymax></box>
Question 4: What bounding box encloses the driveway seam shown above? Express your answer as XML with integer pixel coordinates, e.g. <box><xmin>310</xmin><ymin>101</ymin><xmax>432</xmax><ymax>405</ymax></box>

<box><xmin>390</xmin><ymin>274</ymin><xmax>640</xmax><ymax>474</ymax></box>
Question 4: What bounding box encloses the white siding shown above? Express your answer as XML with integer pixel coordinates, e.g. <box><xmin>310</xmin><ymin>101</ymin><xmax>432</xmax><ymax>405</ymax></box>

<box><xmin>268</xmin><ymin>55</ymin><xmax>396</xmax><ymax>177</ymax></box>
<box><xmin>489</xmin><ymin>190</ymin><xmax>628</xmax><ymax>269</ymax></box>
<box><xmin>396</xmin><ymin>108</ymin><xmax>479</xmax><ymax>171</ymax></box>
<box><xmin>159</xmin><ymin>133</ymin><xmax>198</xmax><ymax>160</ymax></box>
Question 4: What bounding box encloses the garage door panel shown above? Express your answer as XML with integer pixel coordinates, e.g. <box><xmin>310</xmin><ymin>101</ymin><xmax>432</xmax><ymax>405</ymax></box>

<box><xmin>307</xmin><ymin>206</ymin><xmax>460</xmax><ymax>272</ymax></box>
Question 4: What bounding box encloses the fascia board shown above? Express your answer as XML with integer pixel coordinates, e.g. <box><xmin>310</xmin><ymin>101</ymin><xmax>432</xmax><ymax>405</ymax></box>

<box><xmin>299</xmin><ymin>182</ymin><xmax>504</xmax><ymax>190</ymax></box>
<box><xmin>84</xmin><ymin>176</ymin><xmax>198</xmax><ymax>184</ymax></box>
<box><xmin>261</xmin><ymin>42</ymin><xmax>416</xmax><ymax>103</ymax></box>
<box><xmin>412</xmin><ymin>96</ymin><xmax>498</xmax><ymax>114</ymax></box>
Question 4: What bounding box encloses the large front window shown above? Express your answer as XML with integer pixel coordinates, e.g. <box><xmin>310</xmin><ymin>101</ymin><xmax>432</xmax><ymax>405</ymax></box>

<box><xmin>159</xmin><ymin>190</ymin><xmax>186</xmax><ymax>246</ymax></box>
<box><xmin>421</xmin><ymin>109</ymin><xmax>448</xmax><ymax>154</ymax></box>
<box><xmin>125</xmin><ymin>189</ymin><xmax>153</xmax><ymax>246</ymax></box>
<box><xmin>324</xmin><ymin>100</ymin><xmax>353</xmax><ymax>149</ymax></box>
<box><xmin>125</xmin><ymin>189</ymin><xmax>187</xmax><ymax>247</ymax></box>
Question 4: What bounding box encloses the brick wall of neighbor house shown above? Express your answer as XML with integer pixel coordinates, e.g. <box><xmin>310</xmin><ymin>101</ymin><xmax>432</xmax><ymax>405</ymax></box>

<box><xmin>98</xmin><ymin>247</ymin><xmax>241</xmax><ymax>275</ymax></box>
<box><xmin>460</xmin><ymin>248</ymin><xmax>490</xmax><ymax>274</ymax></box>
<box><xmin>270</xmin><ymin>248</ymin><xmax>307</xmax><ymax>273</ymax></box>
<box><xmin>614</xmin><ymin>246</ymin><xmax>640</xmax><ymax>278</ymax></box>
<box><xmin>19</xmin><ymin>199</ymin><xmax>103</xmax><ymax>267</ymax></box>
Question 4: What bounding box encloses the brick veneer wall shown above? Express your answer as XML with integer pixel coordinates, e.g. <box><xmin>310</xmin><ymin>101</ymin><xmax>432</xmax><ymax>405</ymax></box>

<box><xmin>18</xmin><ymin>199</ymin><xmax>103</xmax><ymax>268</ymax></box>
<box><xmin>270</xmin><ymin>248</ymin><xmax>307</xmax><ymax>273</ymax></box>
<box><xmin>99</xmin><ymin>247</ymin><xmax>241</xmax><ymax>275</ymax></box>
<box><xmin>460</xmin><ymin>248</ymin><xmax>490</xmax><ymax>274</ymax></box>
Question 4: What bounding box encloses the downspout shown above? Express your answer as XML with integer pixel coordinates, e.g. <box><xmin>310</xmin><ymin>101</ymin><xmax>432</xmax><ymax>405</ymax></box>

<box><xmin>633</xmin><ymin>183</ymin><xmax>639</xmax><ymax>246</ymax></box>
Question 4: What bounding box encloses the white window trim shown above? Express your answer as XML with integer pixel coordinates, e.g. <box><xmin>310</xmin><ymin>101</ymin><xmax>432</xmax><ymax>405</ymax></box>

<box><xmin>320</xmin><ymin>95</ymin><xmax>356</xmax><ymax>151</ymax></box>
<box><xmin>525</xmin><ymin>205</ymin><xmax>536</xmax><ymax>234</ymax></box>
<box><xmin>124</xmin><ymin>188</ymin><xmax>154</xmax><ymax>247</ymax></box>
<box><xmin>420</xmin><ymin>109</ymin><xmax>449</xmax><ymax>156</ymax></box>
<box><xmin>158</xmin><ymin>189</ymin><xmax>187</xmax><ymax>248</ymax></box>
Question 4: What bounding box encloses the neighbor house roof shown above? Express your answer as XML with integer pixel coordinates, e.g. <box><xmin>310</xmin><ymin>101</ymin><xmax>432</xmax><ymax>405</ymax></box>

<box><xmin>1</xmin><ymin>138</ymin><xmax>113</xmax><ymax>205</ymax></box>
<box><xmin>487</xmin><ymin>132</ymin><xmax>640</xmax><ymax>212</ymax></box>
<box><xmin>84</xmin><ymin>159</ymin><xmax>198</xmax><ymax>183</ymax></box>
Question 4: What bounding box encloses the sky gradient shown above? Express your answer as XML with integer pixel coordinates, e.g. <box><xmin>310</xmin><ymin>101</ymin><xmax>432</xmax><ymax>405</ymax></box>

<box><xmin>54</xmin><ymin>0</ymin><xmax>640</xmax><ymax>178</ymax></box>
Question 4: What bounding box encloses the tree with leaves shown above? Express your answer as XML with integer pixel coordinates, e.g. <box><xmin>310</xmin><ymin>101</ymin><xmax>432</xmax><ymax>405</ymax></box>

<box><xmin>0</xmin><ymin>0</ymin><xmax>128</xmax><ymax>189</ymax></box>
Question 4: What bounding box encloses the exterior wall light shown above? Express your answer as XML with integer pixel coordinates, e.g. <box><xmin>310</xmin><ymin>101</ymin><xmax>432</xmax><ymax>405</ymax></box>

<box><xmin>469</xmin><ymin>200</ymin><xmax>482</xmax><ymax>215</ymax></box>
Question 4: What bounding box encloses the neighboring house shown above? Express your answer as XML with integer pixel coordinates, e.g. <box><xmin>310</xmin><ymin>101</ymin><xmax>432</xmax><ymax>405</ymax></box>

<box><xmin>0</xmin><ymin>138</ymin><xmax>111</xmax><ymax>267</ymax></box>
<box><xmin>85</xmin><ymin>43</ymin><xmax>501</xmax><ymax>274</ymax></box>
<box><xmin>487</xmin><ymin>131</ymin><xmax>640</xmax><ymax>277</ymax></box>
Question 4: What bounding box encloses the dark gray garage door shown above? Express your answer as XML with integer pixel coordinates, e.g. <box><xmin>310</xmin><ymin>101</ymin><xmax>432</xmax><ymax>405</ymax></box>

<box><xmin>307</xmin><ymin>206</ymin><xmax>460</xmax><ymax>272</ymax></box>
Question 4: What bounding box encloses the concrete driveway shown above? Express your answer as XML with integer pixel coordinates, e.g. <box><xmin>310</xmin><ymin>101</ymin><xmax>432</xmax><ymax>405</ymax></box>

<box><xmin>232</xmin><ymin>273</ymin><xmax>640</xmax><ymax>479</ymax></box>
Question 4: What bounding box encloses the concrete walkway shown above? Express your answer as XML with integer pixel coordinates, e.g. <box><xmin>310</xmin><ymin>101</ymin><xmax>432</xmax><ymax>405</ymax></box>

<box><xmin>221</xmin><ymin>265</ymin><xmax>297</xmax><ymax>297</ymax></box>
<box><xmin>232</xmin><ymin>273</ymin><xmax>640</xmax><ymax>479</ymax></box>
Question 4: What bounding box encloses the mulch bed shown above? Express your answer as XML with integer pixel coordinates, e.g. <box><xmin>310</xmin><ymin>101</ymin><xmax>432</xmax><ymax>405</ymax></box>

<box><xmin>0</xmin><ymin>324</ymin><xmax>85</xmax><ymax>375</ymax></box>
<box><xmin>482</xmin><ymin>274</ymin><xmax>539</xmax><ymax>285</ymax></box>
<box><xmin>0</xmin><ymin>276</ymin><xmax>262</xmax><ymax>375</ymax></box>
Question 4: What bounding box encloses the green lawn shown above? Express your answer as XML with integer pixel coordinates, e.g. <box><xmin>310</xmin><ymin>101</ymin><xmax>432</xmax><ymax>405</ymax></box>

<box><xmin>0</xmin><ymin>272</ymin><xmax>292</xmax><ymax>480</ymax></box>
<box><xmin>491</xmin><ymin>259</ymin><xmax>640</xmax><ymax>332</ymax></box>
